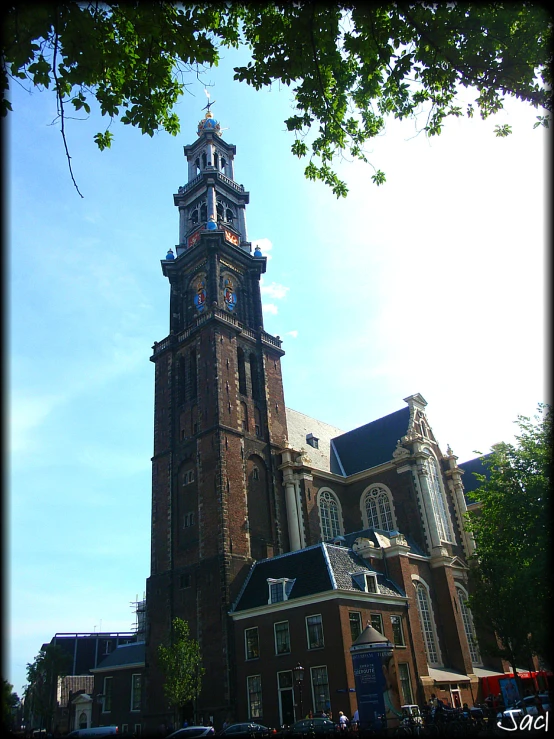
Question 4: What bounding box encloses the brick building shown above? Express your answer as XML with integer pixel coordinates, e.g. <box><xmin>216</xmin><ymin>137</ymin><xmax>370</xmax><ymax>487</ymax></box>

<box><xmin>142</xmin><ymin>107</ymin><xmax>532</xmax><ymax>732</ymax></box>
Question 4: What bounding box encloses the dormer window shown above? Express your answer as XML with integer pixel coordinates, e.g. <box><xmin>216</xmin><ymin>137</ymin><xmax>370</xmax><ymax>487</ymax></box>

<box><xmin>267</xmin><ymin>578</ymin><xmax>295</xmax><ymax>604</ymax></box>
<box><xmin>306</xmin><ymin>433</ymin><xmax>319</xmax><ymax>449</ymax></box>
<box><xmin>351</xmin><ymin>571</ymin><xmax>379</xmax><ymax>594</ymax></box>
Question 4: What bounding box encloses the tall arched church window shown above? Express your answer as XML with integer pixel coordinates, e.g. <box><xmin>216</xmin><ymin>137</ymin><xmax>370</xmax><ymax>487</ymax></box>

<box><xmin>361</xmin><ymin>485</ymin><xmax>396</xmax><ymax>531</ymax></box>
<box><xmin>200</xmin><ymin>203</ymin><xmax>207</xmax><ymax>223</ymax></box>
<box><xmin>250</xmin><ymin>354</ymin><xmax>261</xmax><ymax>400</ymax></box>
<box><xmin>413</xmin><ymin>579</ymin><xmax>441</xmax><ymax>666</ymax></box>
<box><xmin>425</xmin><ymin>451</ymin><xmax>454</xmax><ymax>542</ymax></box>
<box><xmin>457</xmin><ymin>586</ymin><xmax>481</xmax><ymax>665</ymax></box>
<box><xmin>237</xmin><ymin>348</ymin><xmax>247</xmax><ymax>395</ymax></box>
<box><xmin>318</xmin><ymin>489</ymin><xmax>343</xmax><ymax>541</ymax></box>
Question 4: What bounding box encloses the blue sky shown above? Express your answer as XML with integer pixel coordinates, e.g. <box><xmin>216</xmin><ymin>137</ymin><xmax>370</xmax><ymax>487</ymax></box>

<box><xmin>6</xmin><ymin>45</ymin><xmax>548</xmax><ymax>696</ymax></box>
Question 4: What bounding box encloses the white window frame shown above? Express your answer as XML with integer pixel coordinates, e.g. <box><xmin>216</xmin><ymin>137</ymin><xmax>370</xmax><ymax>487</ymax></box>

<box><xmin>130</xmin><ymin>673</ymin><xmax>142</xmax><ymax>712</ymax></box>
<box><xmin>424</xmin><ymin>449</ymin><xmax>454</xmax><ymax>543</ymax></box>
<box><xmin>360</xmin><ymin>483</ymin><xmax>396</xmax><ymax>532</ymax></box>
<box><xmin>349</xmin><ymin>611</ymin><xmax>362</xmax><ymax>642</ymax></box>
<box><xmin>370</xmin><ymin>613</ymin><xmax>384</xmax><ymax>634</ymax></box>
<box><xmin>102</xmin><ymin>676</ymin><xmax>113</xmax><ymax>713</ymax></box>
<box><xmin>390</xmin><ymin>615</ymin><xmax>405</xmax><ymax>647</ymax></box>
<box><xmin>317</xmin><ymin>488</ymin><xmax>343</xmax><ymax>541</ymax></box>
<box><xmin>267</xmin><ymin>578</ymin><xmax>295</xmax><ymax>604</ymax></box>
<box><xmin>247</xmin><ymin>675</ymin><xmax>263</xmax><ymax>720</ymax></box>
<box><xmin>398</xmin><ymin>662</ymin><xmax>414</xmax><ymax>705</ymax></box>
<box><xmin>274</xmin><ymin>621</ymin><xmax>291</xmax><ymax>655</ymax></box>
<box><xmin>456</xmin><ymin>585</ymin><xmax>482</xmax><ymax>665</ymax></box>
<box><xmin>244</xmin><ymin>627</ymin><xmax>260</xmax><ymax>660</ymax></box>
<box><xmin>412</xmin><ymin>576</ymin><xmax>442</xmax><ymax>667</ymax></box>
<box><xmin>352</xmin><ymin>570</ymin><xmax>378</xmax><ymax>593</ymax></box>
<box><xmin>134</xmin><ymin>724</ymin><xmax>142</xmax><ymax>735</ymax></box>
<box><xmin>306</xmin><ymin>614</ymin><xmax>325</xmax><ymax>650</ymax></box>
<box><xmin>310</xmin><ymin>666</ymin><xmax>330</xmax><ymax>714</ymax></box>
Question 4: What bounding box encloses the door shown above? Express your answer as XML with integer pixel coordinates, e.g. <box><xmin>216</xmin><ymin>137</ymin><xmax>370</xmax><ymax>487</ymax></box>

<box><xmin>278</xmin><ymin>671</ymin><xmax>295</xmax><ymax>725</ymax></box>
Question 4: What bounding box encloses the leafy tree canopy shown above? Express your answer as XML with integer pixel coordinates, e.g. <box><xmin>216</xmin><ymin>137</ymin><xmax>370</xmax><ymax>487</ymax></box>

<box><xmin>158</xmin><ymin>618</ymin><xmax>204</xmax><ymax>725</ymax></box>
<box><xmin>2</xmin><ymin>3</ymin><xmax>552</xmax><ymax>196</ymax></box>
<box><xmin>466</xmin><ymin>404</ymin><xmax>551</xmax><ymax>673</ymax></box>
<box><xmin>2</xmin><ymin>679</ymin><xmax>20</xmax><ymax>728</ymax></box>
<box><xmin>24</xmin><ymin>645</ymin><xmax>71</xmax><ymax>730</ymax></box>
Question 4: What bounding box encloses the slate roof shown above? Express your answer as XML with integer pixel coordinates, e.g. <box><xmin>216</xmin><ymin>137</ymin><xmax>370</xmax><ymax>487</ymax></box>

<box><xmin>459</xmin><ymin>455</ymin><xmax>491</xmax><ymax>504</ymax></box>
<box><xmin>93</xmin><ymin>641</ymin><xmax>145</xmax><ymax>671</ymax></box>
<box><xmin>331</xmin><ymin>407</ymin><xmax>410</xmax><ymax>476</ymax></box>
<box><xmin>231</xmin><ymin>543</ymin><xmax>405</xmax><ymax>613</ymax></box>
<box><xmin>285</xmin><ymin>408</ymin><xmax>345</xmax><ymax>473</ymax></box>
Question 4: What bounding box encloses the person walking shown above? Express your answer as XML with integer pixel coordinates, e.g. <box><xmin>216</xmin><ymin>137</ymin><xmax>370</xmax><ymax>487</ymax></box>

<box><xmin>338</xmin><ymin>711</ymin><xmax>349</xmax><ymax>730</ymax></box>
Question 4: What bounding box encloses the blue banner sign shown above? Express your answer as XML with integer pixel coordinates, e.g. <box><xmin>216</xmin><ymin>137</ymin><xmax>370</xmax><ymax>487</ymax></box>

<box><xmin>351</xmin><ymin>649</ymin><xmax>390</xmax><ymax>729</ymax></box>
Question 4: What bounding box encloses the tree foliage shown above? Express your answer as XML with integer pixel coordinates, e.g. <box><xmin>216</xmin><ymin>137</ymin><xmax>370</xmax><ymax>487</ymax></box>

<box><xmin>2</xmin><ymin>3</ymin><xmax>551</xmax><ymax>196</ymax></box>
<box><xmin>23</xmin><ymin>645</ymin><xmax>70</xmax><ymax>731</ymax></box>
<box><xmin>158</xmin><ymin>618</ymin><xmax>204</xmax><ymax>725</ymax></box>
<box><xmin>2</xmin><ymin>679</ymin><xmax>20</xmax><ymax>730</ymax></box>
<box><xmin>465</xmin><ymin>404</ymin><xmax>552</xmax><ymax>674</ymax></box>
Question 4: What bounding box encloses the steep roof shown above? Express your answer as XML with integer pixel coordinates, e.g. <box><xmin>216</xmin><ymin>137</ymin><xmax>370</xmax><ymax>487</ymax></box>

<box><xmin>92</xmin><ymin>642</ymin><xmax>145</xmax><ymax>672</ymax></box>
<box><xmin>231</xmin><ymin>543</ymin><xmax>405</xmax><ymax>613</ymax></box>
<box><xmin>459</xmin><ymin>455</ymin><xmax>491</xmax><ymax>503</ymax></box>
<box><xmin>285</xmin><ymin>408</ymin><xmax>345</xmax><ymax>473</ymax></box>
<box><xmin>332</xmin><ymin>407</ymin><xmax>410</xmax><ymax>476</ymax></box>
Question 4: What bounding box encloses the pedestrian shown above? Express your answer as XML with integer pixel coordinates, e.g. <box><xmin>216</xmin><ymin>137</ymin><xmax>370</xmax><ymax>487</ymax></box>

<box><xmin>338</xmin><ymin>711</ymin><xmax>349</xmax><ymax>730</ymax></box>
<box><xmin>352</xmin><ymin>709</ymin><xmax>359</xmax><ymax>730</ymax></box>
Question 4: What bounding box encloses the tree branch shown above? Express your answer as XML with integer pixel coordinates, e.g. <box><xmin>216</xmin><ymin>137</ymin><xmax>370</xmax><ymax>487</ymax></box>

<box><xmin>52</xmin><ymin>27</ymin><xmax>84</xmax><ymax>198</ymax></box>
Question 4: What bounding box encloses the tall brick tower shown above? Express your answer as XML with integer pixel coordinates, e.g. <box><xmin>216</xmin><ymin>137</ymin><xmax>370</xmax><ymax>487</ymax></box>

<box><xmin>144</xmin><ymin>106</ymin><xmax>290</xmax><ymax>729</ymax></box>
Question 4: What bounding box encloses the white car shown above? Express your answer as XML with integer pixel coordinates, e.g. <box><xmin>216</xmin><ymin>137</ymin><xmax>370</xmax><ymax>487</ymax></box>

<box><xmin>498</xmin><ymin>694</ymin><xmax>550</xmax><ymax>726</ymax></box>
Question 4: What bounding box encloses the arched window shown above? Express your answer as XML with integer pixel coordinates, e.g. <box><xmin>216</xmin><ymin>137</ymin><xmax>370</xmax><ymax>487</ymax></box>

<box><xmin>226</xmin><ymin>208</ymin><xmax>234</xmax><ymax>223</ymax></box>
<box><xmin>361</xmin><ymin>485</ymin><xmax>395</xmax><ymax>531</ymax></box>
<box><xmin>217</xmin><ymin>201</ymin><xmax>224</xmax><ymax>221</ymax></box>
<box><xmin>318</xmin><ymin>489</ymin><xmax>342</xmax><ymax>541</ymax></box>
<box><xmin>214</xmin><ymin>152</ymin><xmax>219</xmax><ymax>169</ymax></box>
<box><xmin>425</xmin><ymin>451</ymin><xmax>454</xmax><ymax>542</ymax></box>
<box><xmin>237</xmin><ymin>348</ymin><xmax>247</xmax><ymax>395</ymax></box>
<box><xmin>195</xmin><ymin>157</ymin><xmax>200</xmax><ymax>175</ymax></box>
<box><xmin>200</xmin><ymin>202</ymin><xmax>207</xmax><ymax>223</ymax></box>
<box><xmin>457</xmin><ymin>586</ymin><xmax>481</xmax><ymax>665</ymax></box>
<box><xmin>250</xmin><ymin>354</ymin><xmax>261</xmax><ymax>400</ymax></box>
<box><xmin>221</xmin><ymin>156</ymin><xmax>227</xmax><ymax>171</ymax></box>
<box><xmin>190</xmin><ymin>208</ymin><xmax>199</xmax><ymax>225</ymax></box>
<box><xmin>202</xmin><ymin>152</ymin><xmax>207</xmax><ymax>169</ymax></box>
<box><xmin>413</xmin><ymin>579</ymin><xmax>441</xmax><ymax>666</ymax></box>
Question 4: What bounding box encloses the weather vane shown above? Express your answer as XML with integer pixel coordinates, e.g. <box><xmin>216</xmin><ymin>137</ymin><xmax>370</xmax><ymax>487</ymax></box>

<box><xmin>202</xmin><ymin>88</ymin><xmax>215</xmax><ymax>114</ymax></box>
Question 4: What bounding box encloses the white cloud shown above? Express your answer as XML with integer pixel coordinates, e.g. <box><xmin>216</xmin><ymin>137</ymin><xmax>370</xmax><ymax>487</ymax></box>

<box><xmin>286</xmin><ymin>330</ymin><xmax>299</xmax><ymax>338</ymax></box>
<box><xmin>262</xmin><ymin>303</ymin><xmax>279</xmax><ymax>315</ymax></box>
<box><xmin>261</xmin><ymin>280</ymin><xmax>289</xmax><ymax>300</ymax></box>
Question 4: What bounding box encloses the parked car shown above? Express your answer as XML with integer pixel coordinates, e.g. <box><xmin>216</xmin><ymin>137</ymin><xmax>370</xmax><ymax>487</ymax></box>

<box><xmin>217</xmin><ymin>724</ymin><xmax>273</xmax><ymax>739</ymax></box>
<box><xmin>67</xmin><ymin>728</ymin><xmax>119</xmax><ymax>738</ymax></box>
<box><xmin>498</xmin><ymin>694</ymin><xmax>550</xmax><ymax>726</ymax></box>
<box><xmin>288</xmin><ymin>718</ymin><xmax>336</xmax><ymax>736</ymax></box>
<box><xmin>168</xmin><ymin>727</ymin><xmax>216</xmax><ymax>739</ymax></box>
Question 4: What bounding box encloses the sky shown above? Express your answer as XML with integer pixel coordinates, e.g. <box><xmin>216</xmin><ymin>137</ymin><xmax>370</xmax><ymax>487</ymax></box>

<box><xmin>5</xmin><ymin>43</ymin><xmax>549</xmax><ymax>697</ymax></box>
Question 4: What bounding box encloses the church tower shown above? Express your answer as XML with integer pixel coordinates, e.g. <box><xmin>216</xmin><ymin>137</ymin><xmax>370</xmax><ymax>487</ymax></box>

<box><xmin>144</xmin><ymin>107</ymin><xmax>290</xmax><ymax>728</ymax></box>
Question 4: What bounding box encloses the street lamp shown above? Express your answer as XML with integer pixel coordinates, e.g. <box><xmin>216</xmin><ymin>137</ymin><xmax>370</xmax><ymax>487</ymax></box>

<box><xmin>293</xmin><ymin>663</ymin><xmax>305</xmax><ymax>720</ymax></box>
